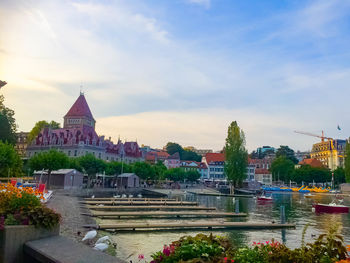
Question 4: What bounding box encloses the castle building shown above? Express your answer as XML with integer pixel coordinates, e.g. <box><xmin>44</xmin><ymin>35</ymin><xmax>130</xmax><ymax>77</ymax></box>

<box><xmin>26</xmin><ymin>93</ymin><xmax>143</xmax><ymax>163</ymax></box>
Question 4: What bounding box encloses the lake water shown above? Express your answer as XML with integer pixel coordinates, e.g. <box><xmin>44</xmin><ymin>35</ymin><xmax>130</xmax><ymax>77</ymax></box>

<box><xmin>106</xmin><ymin>193</ymin><xmax>350</xmax><ymax>262</ymax></box>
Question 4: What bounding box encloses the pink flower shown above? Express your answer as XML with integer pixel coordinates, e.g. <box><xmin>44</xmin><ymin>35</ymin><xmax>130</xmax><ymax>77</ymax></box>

<box><xmin>138</xmin><ymin>254</ymin><xmax>144</xmax><ymax>260</ymax></box>
<box><xmin>163</xmin><ymin>246</ymin><xmax>171</xmax><ymax>256</ymax></box>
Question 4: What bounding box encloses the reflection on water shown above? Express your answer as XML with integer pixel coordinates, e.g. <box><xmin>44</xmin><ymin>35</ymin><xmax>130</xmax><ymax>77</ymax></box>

<box><xmin>106</xmin><ymin>193</ymin><xmax>350</xmax><ymax>262</ymax></box>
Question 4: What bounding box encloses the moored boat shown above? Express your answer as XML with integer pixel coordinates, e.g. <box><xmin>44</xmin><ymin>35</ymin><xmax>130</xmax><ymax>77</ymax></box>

<box><xmin>313</xmin><ymin>203</ymin><xmax>349</xmax><ymax>214</ymax></box>
<box><xmin>304</xmin><ymin>193</ymin><xmax>314</xmax><ymax>198</ymax></box>
<box><xmin>257</xmin><ymin>195</ymin><xmax>273</xmax><ymax>201</ymax></box>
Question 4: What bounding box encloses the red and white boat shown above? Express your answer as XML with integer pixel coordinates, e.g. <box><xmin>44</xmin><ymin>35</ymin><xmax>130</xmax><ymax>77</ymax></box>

<box><xmin>257</xmin><ymin>195</ymin><xmax>273</xmax><ymax>201</ymax></box>
<box><xmin>313</xmin><ymin>202</ymin><xmax>349</xmax><ymax>214</ymax></box>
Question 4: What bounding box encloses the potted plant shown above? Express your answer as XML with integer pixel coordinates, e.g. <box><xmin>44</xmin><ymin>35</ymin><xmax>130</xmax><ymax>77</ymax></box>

<box><xmin>0</xmin><ymin>183</ymin><xmax>61</xmax><ymax>263</ymax></box>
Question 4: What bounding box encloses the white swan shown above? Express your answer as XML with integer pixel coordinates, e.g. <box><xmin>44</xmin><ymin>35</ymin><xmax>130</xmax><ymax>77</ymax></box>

<box><xmin>82</xmin><ymin>230</ymin><xmax>97</xmax><ymax>242</ymax></box>
<box><xmin>94</xmin><ymin>243</ymin><xmax>109</xmax><ymax>251</ymax></box>
<box><xmin>96</xmin><ymin>236</ymin><xmax>111</xmax><ymax>244</ymax></box>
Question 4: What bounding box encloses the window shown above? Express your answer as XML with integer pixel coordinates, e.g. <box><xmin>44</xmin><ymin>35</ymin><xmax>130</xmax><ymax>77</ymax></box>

<box><xmin>68</xmin><ymin>151</ymin><xmax>71</xmax><ymax>156</ymax></box>
<box><xmin>98</xmin><ymin>153</ymin><xmax>101</xmax><ymax>159</ymax></box>
<box><xmin>74</xmin><ymin>150</ymin><xmax>77</xmax><ymax>157</ymax></box>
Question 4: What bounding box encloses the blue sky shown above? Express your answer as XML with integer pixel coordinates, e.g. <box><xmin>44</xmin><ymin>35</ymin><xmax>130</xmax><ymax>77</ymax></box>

<box><xmin>1</xmin><ymin>0</ymin><xmax>350</xmax><ymax>151</ymax></box>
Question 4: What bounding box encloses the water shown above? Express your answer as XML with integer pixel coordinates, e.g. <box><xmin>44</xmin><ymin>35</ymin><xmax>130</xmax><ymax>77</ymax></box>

<box><xmin>106</xmin><ymin>193</ymin><xmax>350</xmax><ymax>262</ymax></box>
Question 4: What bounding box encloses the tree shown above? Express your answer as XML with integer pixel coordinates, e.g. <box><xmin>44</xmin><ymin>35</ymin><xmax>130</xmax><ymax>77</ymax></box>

<box><xmin>153</xmin><ymin>161</ymin><xmax>167</xmax><ymax>180</ymax></box>
<box><xmin>77</xmin><ymin>154</ymin><xmax>105</xmax><ymax>187</ymax></box>
<box><xmin>164</xmin><ymin>168</ymin><xmax>186</xmax><ymax>182</ymax></box>
<box><xmin>182</xmin><ymin>150</ymin><xmax>201</xmax><ymax>162</ymax></box>
<box><xmin>165</xmin><ymin>142</ymin><xmax>183</xmax><ymax>156</ymax></box>
<box><xmin>105</xmin><ymin>161</ymin><xmax>123</xmax><ymax>175</ymax></box>
<box><xmin>68</xmin><ymin>158</ymin><xmax>83</xmax><ymax>173</ymax></box>
<box><xmin>0</xmin><ymin>95</ymin><xmax>17</xmax><ymax>144</ymax></box>
<box><xmin>165</xmin><ymin>142</ymin><xmax>202</xmax><ymax>161</ymax></box>
<box><xmin>28</xmin><ymin>149</ymin><xmax>69</xmax><ymax>188</ymax></box>
<box><xmin>345</xmin><ymin>141</ymin><xmax>350</xmax><ymax>183</ymax></box>
<box><xmin>333</xmin><ymin>167</ymin><xmax>345</xmax><ymax>186</ymax></box>
<box><xmin>185</xmin><ymin>170</ymin><xmax>201</xmax><ymax>182</ymax></box>
<box><xmin>292</xmin><ymin>165</ymin><xmax>330</xmax><ymax>184</ymax></box>
<box><xmin>27</xmin><ymin>120</ymin><xmax>61</xmax><ymax>143</ymax></box>
<box><xmin>270</xmin><ymin>156</ymin><xmax>295</xmax><ymax>182</ymax></box>
<box><xmin>133</xmin><ymin>162</ymin><xmax>155</xmax><ymax>180</ymax></box>
<box><xmin>224</xmin><ymin>121</ymin><xmax>248</xmax><ymax>187</ymax></box>
<box><xmin>0</xmin><ymin>141</ymin><xmax>23</xmax><ymax>177</ymax></box>
<box><xmin>276</xmin><ymin>145</ymin><xmax>298</xmax><ymax>164</ymax></box>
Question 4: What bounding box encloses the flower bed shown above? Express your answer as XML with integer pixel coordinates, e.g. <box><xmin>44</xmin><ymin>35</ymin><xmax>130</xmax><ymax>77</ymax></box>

<box><xmin>150</xmin><ymin>224</ymin><xmax>350</xmax><ymax>263</ymax></box>
<box><xmin>0</xmin><ymin>183</ymin><xmax>61</xmax><ymax>229</ymax></box>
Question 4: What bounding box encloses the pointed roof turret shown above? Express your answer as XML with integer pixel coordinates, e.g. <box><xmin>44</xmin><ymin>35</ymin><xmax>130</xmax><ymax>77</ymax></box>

<box><xmin>64</xmin><ymin>93</ymin><xmax>94</xmax><ymax>120</ymax></box>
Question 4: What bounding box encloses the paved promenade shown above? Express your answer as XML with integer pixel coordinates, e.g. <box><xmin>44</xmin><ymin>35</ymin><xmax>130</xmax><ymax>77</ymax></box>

<box><xmin>47</xmin><ymin>190</ymin><xmax>95</xmax><ymax>242</ymax></box>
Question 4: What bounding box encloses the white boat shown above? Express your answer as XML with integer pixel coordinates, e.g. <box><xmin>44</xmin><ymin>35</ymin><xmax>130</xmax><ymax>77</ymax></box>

<box><xmin>40</xmin><ymin>190</ymin><xmax>53</xmax><ymax>203</ymax></box>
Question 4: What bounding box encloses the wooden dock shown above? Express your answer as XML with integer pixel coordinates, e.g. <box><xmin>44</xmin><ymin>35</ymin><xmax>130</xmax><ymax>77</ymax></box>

<box><xmin>82</xmin><ymin>200</ymin><xmax>198</xmax><ymax>206</ymax></box>
<box><xmin>84</xmin><ymin>197</ymin><xmax>177</xmax><ymax>201</ymax></box>
<box><xmin>84</xmin><ymin>211</ymin><xmax>247</xmax><ymax>218</ymax></box>
<box><xmin>84</xmin><ymin>221</ymin><xmax>295</xmax><ymax>231</ymax></box>
<box><xmin>189</xmin><ymin>191</ymin><xmax>253</xmax><ymax>198</ymax></box>
<box><xmin>87</xmin><ymin>205</ymin><xmax>217</xmax><ymax>211</ymax></box>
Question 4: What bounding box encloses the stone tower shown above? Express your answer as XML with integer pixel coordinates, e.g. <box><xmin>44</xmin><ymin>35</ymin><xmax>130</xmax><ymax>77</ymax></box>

<box><xmin>63</xmin><ymin>92</ymin><xmax>96</xmax><ymax>129</ymax></box>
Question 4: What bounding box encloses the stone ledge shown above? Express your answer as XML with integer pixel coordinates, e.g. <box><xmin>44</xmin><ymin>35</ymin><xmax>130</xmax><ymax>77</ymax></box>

<box><xmin>24</xmin><ymin>235</ymin><xmax>125</xmax><ymax>263</ymax></box>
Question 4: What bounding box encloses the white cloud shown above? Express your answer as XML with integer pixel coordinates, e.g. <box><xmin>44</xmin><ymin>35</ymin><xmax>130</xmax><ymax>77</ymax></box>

<box><xmin>96</xmin><ymin>108</ymin><xmax>322</xmax><ymax>152</ymax></box>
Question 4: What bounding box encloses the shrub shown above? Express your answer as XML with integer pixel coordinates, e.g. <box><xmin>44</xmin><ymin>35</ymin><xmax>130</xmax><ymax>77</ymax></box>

<box><xmin>0</xmin><ymin>183</ymin><xmax>60</xmax><ymax>230</ymax></box>
<box><xmin>150</xmin><ymin>224</ymin><xmax>350</xmax><ymax>263</ymax></box>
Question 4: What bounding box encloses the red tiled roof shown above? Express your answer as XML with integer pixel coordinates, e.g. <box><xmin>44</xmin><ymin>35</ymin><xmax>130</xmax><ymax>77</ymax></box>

<box><xmin>65</xmin><ymin>94</ymin><xmax>94</xmax><ymax>120</ymax></box>
<box><xmin>157</xmin><ymin>151</ymin><xmax>170</xmax><ymax>158</ymax></box>
<box><xmin>299</xmin><ymin>158</ymin><xmax>324</xmax><ymax>168</ymax></box>
<box><xmin>205</xmin><ymin>153</ymin><xmax>225</xmax><ymax>163</ymax></box>
<box><xmin>255</xmin><ymin>168</ymin><xmax>271</xmax><ymax>174</ymax></box>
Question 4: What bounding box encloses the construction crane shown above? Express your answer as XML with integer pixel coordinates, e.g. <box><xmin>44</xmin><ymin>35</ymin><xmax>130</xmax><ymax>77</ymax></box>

<box><xmin>294</xmin><ymin>130</ymin><xmax>333</xmax><ymax>142</ymax></box>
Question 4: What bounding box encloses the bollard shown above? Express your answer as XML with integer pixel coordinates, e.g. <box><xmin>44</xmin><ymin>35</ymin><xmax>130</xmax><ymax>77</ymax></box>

<box><xmin>280</xmin><ymin>205</ymin><xmax>285</xmax><ymax>224</ymax></box>
<box><xmin>235</xmin><ymin>199</ymin><xmax>240</xmax><ymax>214</ymax></box>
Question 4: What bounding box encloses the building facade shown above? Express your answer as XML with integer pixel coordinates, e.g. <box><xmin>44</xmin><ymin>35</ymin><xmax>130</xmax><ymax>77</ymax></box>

<box><xmin>310</xmin><ymin>139</ymin><xmax>346</xmax><ymax>170</ymax></box>
<box><xmin>164</xmin><ymin>152</ymin><xmax>181</xmax><ymax>169</ymax></box>
<box><xmin>26</xmin><ymin>93</ymin><xmax>143</xmax><ymax>163</ymax></box>
<box><xmin>15</xmin><ymin>132</ymin><xmax>29</xmax><ymax>158</ymax></box>
<box><xmin>202</xmin><ymin>153</ymin><xmax>225</xmax><ymax>180</ymax></box>
<box><xmin>254</xmin><ymin>168</ymin><xmax>272</xmax><ymax>185</ymax></box>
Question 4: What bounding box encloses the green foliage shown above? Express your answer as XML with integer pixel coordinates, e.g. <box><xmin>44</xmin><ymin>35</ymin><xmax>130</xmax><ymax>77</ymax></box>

<box><xmin>133</xmin><ymin>162</ymin><xmax>155</xmax><ymax>180</ymax></box>
<box><xmin>0</xmin><ymin>141</ymin><xmax>23</xmax><ymax>177</ymax></box>
<box><xmin>164</xmin><ymin>168</ymin><xmax>186</xmax><ymax>182</ymax></box>
<box><xmin>292</xmin><ymin>165</ymin><xmax>331</xmax><ymax>184</ymax></box>
<box><xmin>165</xmin><ymin>142</ymin><xmax>201</xmax><ymax>162</ymax></box>
<box><xmin>24</xmin><ymin>206</ymin><xmax>61</xmax><ymax>229</ymax></box>
<box><xmin>29</xmin><ymin>149</ymin><xmax>69</xmax><ymax>172</ymax></box>
<box><xmin>29</xmin><ymin>149</ymin><xmax>69</xmax><ymax>187</ymax></box>
<box><xmin>68</xmin><ymin>157</ymin><xmax>83</xmax><ymax>173</ymax></box>
<box><xmin>0</xmin><ymin>95</ymin><xmax>17</xmax><ymax>145</ymax></box>
<box><xmin>7</xmin><ymin>192</ymin><xmax>41</xmax><ymax>213</ymax></box>
<box><xmin>345</xmin><ymin>141</ymin><xmax>350</xmax><ymax>183</ymax></box>
<box><xmin>224</xmin><ymin>121</ymin><xmax>248</xmax><ymax>186</ymax></box>
<box><xmin>4</xmin><ymin>214</ymin><xmax>19</xmax><ymax>225</ymax></box>
<box><xmin>27</xmin><ymin>120</ymin><xmax>61</xmax><ymax>143</ymax></box>
<box><xmin>105</xmin><ymin>161</ymin><xmax>123</xmax><ymax>175</ymax></box>
<box><xmin>165</xmin><ymin>142</ymin><xmax>183</xmax><ymax>156</ymax></box>
<box><xmin>185</xmin><ymin>170</ymin><xmax>201</xmax><ymax>182</ymax></box>
<box><xmin>151</xmin><ymin>234</ymin><xmax>233</xmax><ymax>263</ymax></box>
<box><xmin>333</xmin><ymin>167</ymin><xmax>346</xmax><ymax>185</ymax></box>
<box><xmin>150</xmin><ymin>225</ymin><xmax>349</xmax><ymax>263</ymax></box>
<box><xmin>276</xmin><ymin>145</ymin><xmax>298</xmax><ymax>164</ymax></box>
<box><xmin>154</xmin><ymin>161</ymin><xmax>167</xmax><ymax>180</ymax></box>
<box><xmin>270</xmin><ymin>156</ymin><xmax>295</xmax><ymax>182</ymax></box>
<box><xmin>182</xmin><ymin>150</ymin><xmax>201</xmax><ymax>162</ymax></box>
<box><xmin>76</xmin><ymin>154</ymin><xmax>105</xmax><ymax>176</ymax></box>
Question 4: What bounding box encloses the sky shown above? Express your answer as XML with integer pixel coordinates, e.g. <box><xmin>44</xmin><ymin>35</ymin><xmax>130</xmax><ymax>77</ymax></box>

<box><xmin>1</xmin><ymin>0</ymin><xmax>350</xmax><ymax>152</ymax></box>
